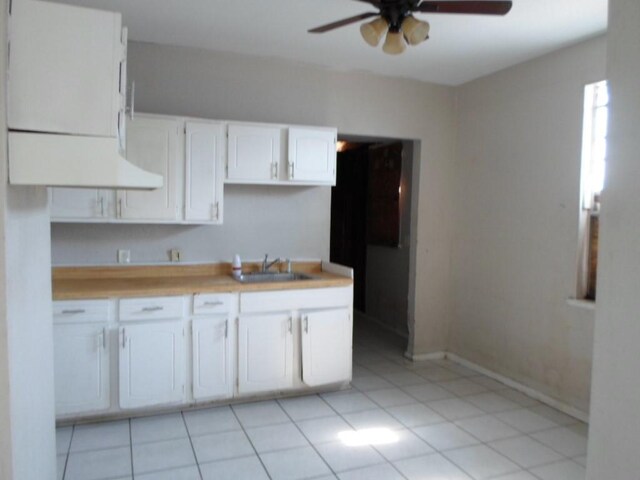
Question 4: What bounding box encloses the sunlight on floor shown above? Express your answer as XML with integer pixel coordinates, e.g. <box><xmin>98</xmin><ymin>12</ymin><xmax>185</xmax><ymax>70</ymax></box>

<box><xmin>338</xmin><ymin>427</ymin><xmax>399</xmax><ymax>447</ymax></box>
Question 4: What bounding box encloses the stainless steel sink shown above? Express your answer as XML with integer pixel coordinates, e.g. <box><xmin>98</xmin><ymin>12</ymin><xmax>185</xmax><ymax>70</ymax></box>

<box><xmin>234</xmin><ymin>272</ymin><xmax>316</xmax><ymax>284</ymax></box>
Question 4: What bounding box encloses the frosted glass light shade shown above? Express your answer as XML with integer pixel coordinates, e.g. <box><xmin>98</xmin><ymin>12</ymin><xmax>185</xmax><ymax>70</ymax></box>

<box><xmin>402</xmin><ymin>16</ymin><xmax>430</xmax><ymax>45</ymax></box>
<box><xmin>360</xmin><ymin>17</ymin><xmax>389</xmax><ymax>47</ymax></box>
<box><xmin>382</xmin><ymin>30</ymin><xmax>406</xmax><ymax>55</ymax></box>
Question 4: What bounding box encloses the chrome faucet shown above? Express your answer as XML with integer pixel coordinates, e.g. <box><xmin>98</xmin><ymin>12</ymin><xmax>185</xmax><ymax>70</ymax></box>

<box><xmin>262</xmin><ymin>254</ymin><xmax>281</xmax><ymax>272</ymax></box>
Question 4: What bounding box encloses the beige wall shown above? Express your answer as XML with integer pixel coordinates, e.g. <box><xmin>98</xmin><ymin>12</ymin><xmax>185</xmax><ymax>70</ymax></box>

<box><xmin>587</xmin><ymin>0</ymin><xmax>640</xmax><ymax>476</ymax></box>
<box><xmin>450</xmin><ymin>35</ymin><xmax>606</xmax><ymax>414</ymax></box>
<box><xmin>51</xmin><ymin>41</ymin><xmax>458</xmax><ymax>355</ymax></box>
<box><xmin>0</xmin><ymin>0</ymin><xmax>57</xmax><ymax>477</ymax></box>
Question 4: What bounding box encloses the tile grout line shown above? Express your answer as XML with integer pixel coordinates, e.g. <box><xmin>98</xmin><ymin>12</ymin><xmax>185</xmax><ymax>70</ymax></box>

<box><xmin>228</xmin><ymin>404</ymin><xmax>274</xmax><ymax>480</ymax></box>
<box><xmin>61</xmin><ymin>424</ymin><xmax>75</xmax><ymax>480</ymax></box>
<box><xmin>311</xmin><ymin>393</ymin><xmax>411</xmax><ymax>480</ymax></box>
<box><xmin>180</xmin><ymin>411</ymin><xmax>204</xmax><ymax>480</ymax></box>
<box><xmin>128</xmin><ymin>418</ymin><xmax>134</xmax><ymax>480</ymax></box>
<box><xmin>275</xmin><ymin>396</ymin><xmax>341</xmax><ymax>479</ymax></box>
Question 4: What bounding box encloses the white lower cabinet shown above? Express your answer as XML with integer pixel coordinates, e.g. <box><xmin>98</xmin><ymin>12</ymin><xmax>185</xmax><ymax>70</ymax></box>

<box><xmin>54</xmin><ymin>323</ymin><xmax>110</xmax><ymax>416</ymax></box>
<box><xmin>192</xmin><ymin>316</ymin><xmax>233</xmax><ymax>401</ymax></box>
<box><xmin>238</xmin><ymin>313</ymin><xmax>294</xmax><ymax>395</ymax></box>
<box><xmin>53</xmin><ymin>284</ymin><xmax>352</xmax><ymax>420</ymax></box>
<box><xmin>119</xmin><ymin>321</ymin><xmax>186</xmax><ymax>409</ymax></box>
<box><xmin>301</xmin><ymin>308</ymin><xmax>352</xmax><ymax>387</ymax></box>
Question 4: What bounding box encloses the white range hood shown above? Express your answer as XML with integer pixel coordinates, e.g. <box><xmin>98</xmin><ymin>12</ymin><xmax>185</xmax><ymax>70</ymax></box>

<box><xmin>7</xmin><ymin>0</ymin><xmax>163</xmax><ymax>190</ymax></box>
<box><xmin>8</xmin><ymin>133</ymin><xmax>163</xmax><ymax>189</ymax></box>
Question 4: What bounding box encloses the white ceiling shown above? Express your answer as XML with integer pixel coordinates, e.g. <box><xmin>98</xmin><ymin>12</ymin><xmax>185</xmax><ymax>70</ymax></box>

<box><xmin>53</xmin><ymin>0</ymin><xmax>607</xmax><ymax>85</ymax></box>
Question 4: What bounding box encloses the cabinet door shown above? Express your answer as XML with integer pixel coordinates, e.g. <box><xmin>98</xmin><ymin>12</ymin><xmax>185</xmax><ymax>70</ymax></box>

<box><xmin>119</xmin><ymin>321</ymin><xmax>186</xmax><ymax>409</ymax></box>
<box><xmin>238</xmin><ymin>313</ymin><xmax>293</xmax><ymax>394</ymax></box>
<box><xmin>288</xmin><ymin>127</ymin><xmax>337</xmax><ymax>184</ymax></box>
<box><xmin>49</xmin><ymin>188</ymin><xmax>111</xmax><ymax>221</ymax></box>
<box><xmin>54</xmin><ymin>323</ymin><xmax>110</xmax><ymax>416</ymax></box>
<box><xmin>301</xmin><ymin>308</ymin><xmax>352</xmax><ymax>387</ymax></box>
<box><xmin>185</xmin><ymin>122</ymin><xmax>224</xmax><ymax>223</ymax></box>
<box><xmin>117</xmin><ymin>116</ymin><xmax>181</xmax><ymax>221</ymax></box>
<box><xmin>227</xmin><ymin>124</ymin><xmax>282</xmax><ymax>182</ymax></box>
<box><xmin>192</xmin><ymin>317</ymin><xmax>233</xmax><ymax>401</ymax></box>
<box><xmin>9</xmin><ymin>0</ymin><xmax>122</xmax><ymax>137</ymax></box>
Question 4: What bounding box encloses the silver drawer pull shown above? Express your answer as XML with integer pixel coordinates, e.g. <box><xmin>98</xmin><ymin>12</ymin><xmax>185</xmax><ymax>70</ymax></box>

<box><xmin>141</xmin><ymin>306</ymin><xmax>164</xmax><ymax>312</ymax></box>
<box><xmin>61</xmin><ymin>309</ymin><xmax>85</xmax><ymax>314</ymax></box>
<box><xmin>203</xmin><ymin>301</ymin><xmax>223</xmax><ymax>307</ymax></box>
<box><xmin>304</xmin><ymin>316</ymin><xmax>309</xmax><ymax>333</ymax></box>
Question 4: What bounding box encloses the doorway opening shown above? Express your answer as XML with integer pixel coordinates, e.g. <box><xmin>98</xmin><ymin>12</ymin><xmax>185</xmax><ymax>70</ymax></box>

<box><xmin>330</xmin><ymin>136</ymin><xmax>417</xmax><ymax>349</ymax></box>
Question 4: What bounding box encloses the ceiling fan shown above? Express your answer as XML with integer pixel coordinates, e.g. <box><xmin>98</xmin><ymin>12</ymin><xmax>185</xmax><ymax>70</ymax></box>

<box><xmin>308</xmin><ymin>1</ymin><xmax>513</xmax><ymax>54</ymax></box>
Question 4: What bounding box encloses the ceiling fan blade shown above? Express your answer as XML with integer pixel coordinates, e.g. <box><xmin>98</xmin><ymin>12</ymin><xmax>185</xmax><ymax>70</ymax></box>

<box><xmin>308</xmin><ymin>12</ymin><xmax>379</xmax><ymax>33</ymax></box>
<box><xmin>352</xmin><ymin>0</ymin><xmax>382</xmax><ymax>7</ymax></box>
<box><xmin>417</xmin><ymin>1</ymin><xmax>512</xmax><ymax>15</ymax></box>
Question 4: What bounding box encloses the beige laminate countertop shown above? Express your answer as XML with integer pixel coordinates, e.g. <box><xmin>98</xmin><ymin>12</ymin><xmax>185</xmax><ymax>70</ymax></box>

<box><xmin>52</xmin><ymin>262</ymin><xmax>353</xmax><ymax>300</ymax></box>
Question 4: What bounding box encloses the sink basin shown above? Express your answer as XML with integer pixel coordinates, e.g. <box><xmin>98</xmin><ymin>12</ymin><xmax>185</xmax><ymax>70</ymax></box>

<box><xmin>234</xmin><ymin>271</ymin><xmax>316</xmax><ymax>284</ymax></box>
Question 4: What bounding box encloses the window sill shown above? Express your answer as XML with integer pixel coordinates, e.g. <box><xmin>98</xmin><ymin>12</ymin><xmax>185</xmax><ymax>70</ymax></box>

<box><xmin>566</xmin><ymin>298</ymin><xmax>596</xmax><ymax>310</ymax></box>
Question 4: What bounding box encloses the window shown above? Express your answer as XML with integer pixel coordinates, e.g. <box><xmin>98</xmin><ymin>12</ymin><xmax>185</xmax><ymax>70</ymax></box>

<box><xmin>579</xmin><ymin>80</ymin><xmax>608</xmax><ymax>300</ymax></box>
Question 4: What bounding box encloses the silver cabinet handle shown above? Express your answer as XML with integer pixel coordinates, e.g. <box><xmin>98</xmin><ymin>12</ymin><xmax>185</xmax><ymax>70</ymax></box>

<box><xmin>275</xmin><ymin>162</ymin><xmax>279</xmax><ymax>178</ymax></box>
<box><xmin>271</xmin><ymin>162</ymin><xmax>277</xmax><ymax>179</ymax></box>
<box><xmin>103</xmin><ymin>327</ymin><xmax>107</xmax><ymax>349</ymax></box>
<box><xmin>141</xmin><ymin>306</ymin><xmax>163</xmax><ymax>312</ymax></box>
<box><xmin>121</xmin><ymin>328</ymin><xmax>126</xmax><ymax>349</ymax></box>
<box><xmin>61</xmin><ymin>309</ymin><xmax>85</xmax><ymax>314</ymax></box>
<box><xmin>288</xmin><ymin>317</ymin><xmax>293</xmax><ymax>334</ymax></box>
<box><xmin>126</xmin><ymin>81</ymin><xmax>135</xmax><ymax>119</ymax></box>
<box><xmin>289</xmin><ymin>162</ymin><xmax>294</xmax><ymax>179</ymax></box>
<box><xmin>214</xmin><ymin>201</ymin><xmax>219</xmax><ymax>220</ymax></box>
<box><xmin>203</xmin><ymin>301</ymin><xmax>223</xmax><ymax>307</ymax></box>
<box><xmin>225</xmin><ymin>319</ymin><xmax>229</xmax><ymax>338</ymax></box>
<box><xmin>304</xmin><ymin>316</ymin><xmax>309</xmax><ymax>334</ymax></box>
<box><xmin>117</xmin><ymin>198</ymin><xmax>123</xmax><ymax>218</ymax></box>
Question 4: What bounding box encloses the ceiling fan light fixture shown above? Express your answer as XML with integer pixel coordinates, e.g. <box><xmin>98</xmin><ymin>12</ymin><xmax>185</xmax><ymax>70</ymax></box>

<box><xmin>382</xmin><ymin>28</ymin><xmax>406</xmax><ymax>55</ymax></box>
<box><xmin>360</xmin><ymin>16</ymin><xmax>389</xmax><ymax>47</ymax></box>
<box><xmin>401</xmin><ymin>15</ymin><xmax>430</xmax><ymax>46</ymax></box>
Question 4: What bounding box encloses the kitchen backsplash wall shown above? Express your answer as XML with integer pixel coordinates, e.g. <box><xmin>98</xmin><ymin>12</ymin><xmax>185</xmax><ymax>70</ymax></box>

<box><xmin>51</xmin><ymin>185</ymin><xmax>330</xmax><ymax>265</ymax></box>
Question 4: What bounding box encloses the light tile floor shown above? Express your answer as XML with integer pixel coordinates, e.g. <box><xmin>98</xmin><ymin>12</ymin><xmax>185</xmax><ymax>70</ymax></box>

<box><xmin>56</xmin><ymin>319</ymin><xmax>588</xmax><ymax>480</ymax></box>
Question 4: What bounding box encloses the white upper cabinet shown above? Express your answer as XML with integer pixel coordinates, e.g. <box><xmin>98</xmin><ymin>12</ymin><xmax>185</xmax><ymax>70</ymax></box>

<box><xmin>185</xmin><ymin>122</ymin><xmax>225</xmax><ymax>223</ymax></box>
<box><xmin>301</xmin><ymin>308</ymin><xmax>352</xmax><ymax>387</ymax></box>
<box><xmin>117</xmin><ymin>115</ymin><xmax>181</xmax><ymax>221</ymax></box>
<box><xmin>49</xmin><ymin>188</ymin><xmax>113</xmax><ymax>221</ymax></box>
<box><xmin>226</xmin><ymin>123</ymin><xmax>337</xmax><ymax>186</ymax></box>
<box><xmin>288</xmin><ymin>127</ymin><xmax>337</xmax><ymax>185</ymax></box>
<box><xmin>227</xmin><ymin>124</ymin><xmax>284</xmax><ymax>183</ymax></box>
<box><xmin>8</xmin><ymin>0</ymin><xmax>124</xmax><ymax>137</ymax></box>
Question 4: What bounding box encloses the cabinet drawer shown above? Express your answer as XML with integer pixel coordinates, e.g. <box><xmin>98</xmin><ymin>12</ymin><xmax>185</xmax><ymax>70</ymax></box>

<box><xmin>240</xmin><ymin>287</ymin><xmax>352</xmax><ymax>313</ymax></box>
<box><xmin>53</xmin><ymin>300</ymin><xmax>110</xmax><ymax>324</ymax></box>
<box><xmin>119</xmin><ymin>296</ymin><xmax>185</xmax><ymax>322</ymax></box>
<box><xmin>193</xmin><ymin>293</ymin><xmax>233</xmax><ymax>315</ymax></box>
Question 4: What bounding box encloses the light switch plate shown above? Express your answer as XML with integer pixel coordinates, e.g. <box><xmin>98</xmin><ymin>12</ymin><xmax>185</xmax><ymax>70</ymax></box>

<box><xmin>117</xmin><ymin>249</ymin><xmax>131</xmax><ymax>264</ymax></box>
<box><xmin>170</xmin><ymin>248</ymin><xmax>181</xmax><ymax>262</ymax></box>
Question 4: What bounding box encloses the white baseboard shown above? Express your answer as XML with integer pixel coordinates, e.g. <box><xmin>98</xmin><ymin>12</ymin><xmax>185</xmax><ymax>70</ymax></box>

<box><xmin>404</xmin><ymin>351</ymin><xmax>446</xmax><ymax>361</ymax></box>
<box><xmin>445</xmin><ymin>352</ymin><xmax>589</xmax><ymax>423</ymax></box>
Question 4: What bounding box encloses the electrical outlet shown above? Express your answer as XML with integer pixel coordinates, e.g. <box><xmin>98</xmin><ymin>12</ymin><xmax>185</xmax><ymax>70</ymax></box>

<box><xmin>117</xmin><ymin>249</ymin><xmax>131</xmax><ymax>264</ymax></box>
<box><xmin>170</xmin><ymin>248</ymin><xmax>182</xmax><ymax>263</ymax></box>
